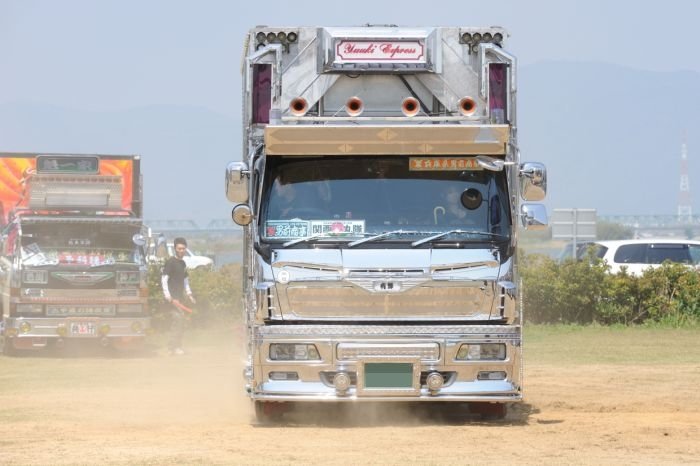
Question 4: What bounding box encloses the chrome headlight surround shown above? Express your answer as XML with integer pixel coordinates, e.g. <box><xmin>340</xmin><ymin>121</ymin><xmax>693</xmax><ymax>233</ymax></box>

<box><xmin>23</xmin><ymin>270</ymin><xmax>48</xmax><ymax>284</ymax></box>
<box><xmin>269</xmin><ymin>343</ymin><xmax>321</xmax><ymax>361</ymax></box>
<box><xmin>117</xmin><ymin>304</ymin><xmax>144</xmax><ymax>314</ymax></box>
<box><xmin>455</xmin><ymin>343</ymin><xmax>506</xmax><ymax>361</ymax></box>
<box><xmin>16</xmin><ymin>303</ymin><xmax>44</xmax><ymax>314</ymax></box>
<box><xmin>116</xmin><ymin>271</ymin><xmax>140</xmax><ymax>285</ymax></box>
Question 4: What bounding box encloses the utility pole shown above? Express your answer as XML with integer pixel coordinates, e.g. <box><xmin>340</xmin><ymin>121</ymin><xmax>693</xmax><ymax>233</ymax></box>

<box><xmin>678</xmin><ymin>132</ymin><xmax>692</xmax><ymax>223</ymax></box>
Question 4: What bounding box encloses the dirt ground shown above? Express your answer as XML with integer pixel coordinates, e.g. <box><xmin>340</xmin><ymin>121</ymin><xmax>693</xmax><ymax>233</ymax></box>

<box><xmin>0</xmin><ymin>327</ymin><xmax>699</xmax><ymax>465</ymax></box>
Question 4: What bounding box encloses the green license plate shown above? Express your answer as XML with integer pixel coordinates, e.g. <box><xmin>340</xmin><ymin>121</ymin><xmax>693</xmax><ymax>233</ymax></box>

<box><xmin>364</xmin><ymin>363</ymin><xmax>414</xmax><ymax>389</ymax></box>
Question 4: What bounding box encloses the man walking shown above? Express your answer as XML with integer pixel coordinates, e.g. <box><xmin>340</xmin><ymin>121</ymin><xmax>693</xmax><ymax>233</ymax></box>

<box><xmin>161</xmin><ymin>237</ymin><xmax>196</xmax><ymax>355</ymax></box>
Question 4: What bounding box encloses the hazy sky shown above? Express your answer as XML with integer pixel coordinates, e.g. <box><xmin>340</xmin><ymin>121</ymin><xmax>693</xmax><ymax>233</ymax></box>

<box><xmin>2</xmin><ymin>0</ymin><xmax>699</xmax><ymax>118</ymax></box>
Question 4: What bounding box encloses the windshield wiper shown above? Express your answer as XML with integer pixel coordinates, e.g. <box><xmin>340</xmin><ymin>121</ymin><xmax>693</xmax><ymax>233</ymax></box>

<box><xmin>411</xmin><ymin>230</ymin><xmax>508</xmax><ymax>247</ymax></box>
<box><xmin>347</xmin><ymin>230</ymin><xmax>423</xmax><ymax>248</ymax></box>
<box><xmin>282</xmin><ymin>234</ymin><xmax>326</xmax><ymax>248</ymax></box>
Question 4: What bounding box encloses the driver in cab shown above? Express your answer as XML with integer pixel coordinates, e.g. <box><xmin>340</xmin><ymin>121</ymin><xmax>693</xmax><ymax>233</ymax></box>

<box><xmin>268</xmin><ymin>177</ymin><xmax>331</xmax><ymax>219</ymax></box>
<box><xmin>269</xmin><ymin>180</ymin><xmax>298</xmax><ymax>218</ymax></box>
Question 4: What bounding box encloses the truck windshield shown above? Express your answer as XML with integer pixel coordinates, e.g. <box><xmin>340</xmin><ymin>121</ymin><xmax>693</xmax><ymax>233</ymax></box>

<box><xmin>20</xmin><ymin>222</ymin><xmax>143</xmax><ymax>266</ymax></box>
<box><xmin>261</xmin><ymin>156</ymin><xmax>512</xmax><ymax>244</ymax></box>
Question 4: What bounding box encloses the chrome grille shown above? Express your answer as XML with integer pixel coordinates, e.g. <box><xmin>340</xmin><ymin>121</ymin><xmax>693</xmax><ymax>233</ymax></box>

<box><xmin>337</xmin><ymin>342</ymin><xmax>439</xmax><ymax>361</ymax></box>
<box><xmin>285</xmin><ymin>285</ymin><xmax>490</xmax><ymax>319</ymax></box>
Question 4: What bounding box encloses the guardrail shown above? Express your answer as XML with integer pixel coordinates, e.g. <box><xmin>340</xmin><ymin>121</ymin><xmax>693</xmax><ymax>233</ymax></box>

<box><xmin>144</xmin><ymin>219</ymin><xmax>241</xmax><ymax>236</ymax></box>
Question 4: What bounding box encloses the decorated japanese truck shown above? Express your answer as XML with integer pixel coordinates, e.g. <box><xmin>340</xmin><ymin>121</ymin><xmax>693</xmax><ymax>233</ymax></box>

<box><xmin>0</xmin><ymin>153</ymin><xmax>149</xmax><ymax>354</ymax></box>
<box><xmin>225</xmin><ymin>26</ymin><xmax>548</xmax><ymax>421</ymax></box>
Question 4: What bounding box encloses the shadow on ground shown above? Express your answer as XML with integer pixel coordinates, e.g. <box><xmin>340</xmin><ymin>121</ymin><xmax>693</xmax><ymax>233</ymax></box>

<box><xmin>253</xmin><ymin>401</ymin><xmax>538</xmax><ymax>428</ymax></box>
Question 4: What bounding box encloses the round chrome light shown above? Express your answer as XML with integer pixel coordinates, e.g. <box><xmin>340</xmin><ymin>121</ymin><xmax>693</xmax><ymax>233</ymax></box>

<box><xmin>231</xmin><ymin>204</ymin><xmax>253</xmax><ymax>226</ymax></box>
<box><xmin>256</xmin><ymin>32</ymin><xmax>266</xmax><ymax>43</ymax></box>
<box><xmin>493</xmin><ymin>33</ymin><xmax>503</xmax><ymax>44</ymax></box>
<box><xmin>472</xmin><ymin>32</ymin><xmax>482</xmax><ymax>42</ymax></box>
<box><xmin>276</xmin><ymin>270</ymin><xmax>290</xmax><ymax>284</ymax></box>
<box><xmin>266</xmin><ymin>32</ymin><xmax>276</xmax><ymax>43</ymax></box>
<box><xmin>461</xmin><ymin>32</ymin><xmax>472</xmax><ymax>43</ymax></box>
<box><xmin>277</xmin><ymin>31</ymin><xmax>287</xmax><ymax>42</ymax></box>
<box><xmin>483</xmin><ymin>32</ymin><xmax>493</xmax><ymax>42</ymax></box>
<box><xmin>426</xmin><ymin>372</ymin><xmax>444</xmax><ymax>392</ymax></box>
<box><xmin>333</xmin><ymin>372</ymin><xmax>351</xmax><ymax>392</ymax></box>
<box><xmin>287</xmin><ymin>32</ymin><xmax>298</xmax><ymax>43</ymax></box>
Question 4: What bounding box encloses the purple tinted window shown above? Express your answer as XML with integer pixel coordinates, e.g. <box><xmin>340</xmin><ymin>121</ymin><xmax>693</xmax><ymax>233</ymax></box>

<box><xmin>252</xmin><ymin>64</ymin><xmax>272</xmax><ymax>124</ymax></box>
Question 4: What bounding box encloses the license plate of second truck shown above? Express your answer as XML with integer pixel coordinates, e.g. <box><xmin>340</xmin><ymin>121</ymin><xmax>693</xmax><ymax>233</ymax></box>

<box><xmin>70</xmin><ymin>322</ymin><xmax>96</xmax><ymax>336</ymax></box>
<box><xmin>364</xmin><ymin>363</ymin><xmax>414</xmax><ymax>389</ymax></box>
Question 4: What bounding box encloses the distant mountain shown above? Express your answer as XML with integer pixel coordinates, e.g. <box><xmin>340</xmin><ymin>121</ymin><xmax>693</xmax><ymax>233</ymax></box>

<box><xmin>519</xmin><ymin>61</ymin><xmax>700</xmax><ymax>215</ymax></box>
<box><xmin>1</xmin><ymin>61</ymin><xmax>698</xmax><ymax>222</ymax></box>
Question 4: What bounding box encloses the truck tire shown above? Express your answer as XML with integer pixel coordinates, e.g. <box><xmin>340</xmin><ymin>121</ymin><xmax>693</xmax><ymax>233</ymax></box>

<box><xmin>0</xmin><ymin>334</ymin><xmax>17</xmax><ymax>357</ymax></box>
<box><xmin>254</xmin><ymin>401</ymin><xmax>287</xmax><ymax>424</ymax></box>
<box><xmin>469</xmin><ymin>402</ymin><xmax>507</xmax><ymax>420</ymax></box>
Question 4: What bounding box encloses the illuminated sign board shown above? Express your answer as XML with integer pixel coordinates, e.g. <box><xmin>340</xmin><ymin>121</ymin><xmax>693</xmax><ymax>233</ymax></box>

<box><xmin>36</xmin><ymin>156</ymin><xmax>99</xmax><ymax>174</ymax></box>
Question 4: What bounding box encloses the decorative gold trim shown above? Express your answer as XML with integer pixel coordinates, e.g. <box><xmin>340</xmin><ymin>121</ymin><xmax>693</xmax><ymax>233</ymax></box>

<box><xmin>265</xmin><ymin>125</ymin><xmax>509</xmax><ymax>156</ymax></box>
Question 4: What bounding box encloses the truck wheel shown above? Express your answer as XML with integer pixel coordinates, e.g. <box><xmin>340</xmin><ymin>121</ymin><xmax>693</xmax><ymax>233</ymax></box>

<box><xmin>469</xmin><ymin>402</ymin><xmax>507</xmax><ymax>420</ymax></box>
<box><xmin>0</xmin><ymin>335</ymin><xmax>17</xmax><ymax>357</ymax></box>
<box><xmin>254</xmin><ymin>401</ymin><xmax>287</xmax><ymax>424</ymax></box>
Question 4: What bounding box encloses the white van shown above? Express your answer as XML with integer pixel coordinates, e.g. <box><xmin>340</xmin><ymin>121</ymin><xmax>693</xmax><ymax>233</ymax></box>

<box><xmin>576</xmin><ymin>239</ymin><xmax>700</xmax><ymax>276</ymax></box>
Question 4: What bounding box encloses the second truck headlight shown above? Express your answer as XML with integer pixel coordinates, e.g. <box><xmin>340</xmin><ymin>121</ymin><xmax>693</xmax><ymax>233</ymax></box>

<box><xmin>269</xmin><ymin>343</ymin><xmax>321</xmax><ymax>361</ymax></box>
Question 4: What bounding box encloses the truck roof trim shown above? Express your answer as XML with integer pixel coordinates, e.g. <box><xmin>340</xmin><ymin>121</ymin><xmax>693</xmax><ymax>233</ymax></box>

<box><xmin>264</xmin><ymin>125</ymin><xmax>509</xmax><ymax>156</ymax></box>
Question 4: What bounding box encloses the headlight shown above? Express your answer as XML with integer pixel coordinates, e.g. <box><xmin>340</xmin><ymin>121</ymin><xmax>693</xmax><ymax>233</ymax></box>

<box><xmin>117</xmin><ymin>271</ymin><xmax>140</xmax><ymax>285</ymax></box>
<box><xmin>269</xmin><ymin>343</ymin><xmax>321</xmax><ymax>361</ymax></box>
<box><xmin>117</xmin><ymin>304</ymin><xmax>143</xmax><ymax>314</ymax></box>
<box><xmin>455</xmin><ymin>343</ymin><xmax>506</xmax><ymax>361</ymax></box>
<box><xmin>16</xmin><ymin>303</ymin><xmax>43</xmax><ymax>314</ymax></box>
<box><xmin>23</xmin><ymin>270</ymin><xmax>48</xmax><ymax>284</ymax></box>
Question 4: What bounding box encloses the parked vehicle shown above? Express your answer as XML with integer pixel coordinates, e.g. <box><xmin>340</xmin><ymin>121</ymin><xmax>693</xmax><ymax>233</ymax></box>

<box><xmin>0</xmin><ymin>153</ymin><xmax>149</xmax><ymax>354</ymax></box>
<box><xmin>225</xmin><ymin>26</ymin><xmax>548</xmax><ymax>421</ymax></box>
<box><xmin>577</xmin><ymin>239</ymin><xmax>700</xmax><ymax>276</ymax></box>
<box><xmin>145</xmin><ymin>234</ymin><xmax>214</xmax><ymax>270</ymax></box>
<box><xmin>557</xmin><ymin>241</ymin><xmax>598</xmax><ymax>262</ymax></box>
<box><xmin>165</xmin><ymin>243</ymin><xmax>213</xmax><ymax>270</ymax></box>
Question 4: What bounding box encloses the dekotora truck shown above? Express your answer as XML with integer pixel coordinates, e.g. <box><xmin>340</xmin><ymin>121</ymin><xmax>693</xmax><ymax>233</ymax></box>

<box><xmin>225</xmin><ymin>26</ymin><xmax>548</xmax><ymax>421</ymax></box>
<box><xmin>0</xmin><ymin>153</ymin><xmax>150</xmax><ymax>354</ymax></box>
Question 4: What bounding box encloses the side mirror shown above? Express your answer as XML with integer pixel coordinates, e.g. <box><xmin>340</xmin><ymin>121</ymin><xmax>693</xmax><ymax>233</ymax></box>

<box><xmin>519</xmin><ymin>162</ymin><xmax>547</xmax><ymax>201</ymax></box>
<box><xmin>520</xmin><ymin>203</ymin><xmax>548</xmax><ymax>230</ymax></box>
<box><xmin>131</xmin><ymin>233</ymin><xmax>147</xmax><ymax>247</ymax></box>
<box><xmin>232</xmin><ymin>204</ymin><xmax>253</xmax><ymax>226</ymax></box>
<box><xmin>225</xmin><ymin>161</ymin><xmax>250</xmax><ymax>203</ymax></box>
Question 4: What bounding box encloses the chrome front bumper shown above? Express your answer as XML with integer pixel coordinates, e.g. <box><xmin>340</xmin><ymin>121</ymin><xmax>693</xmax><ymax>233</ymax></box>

<box><xmin>247</xmin><ymin>324</ymin><xmax>522</xmax><ymax>402</ymax></box>
<box><xmin>4</xmin><ymin>316</ymin><xmax>150</xmax><ymax>339</ymax></box>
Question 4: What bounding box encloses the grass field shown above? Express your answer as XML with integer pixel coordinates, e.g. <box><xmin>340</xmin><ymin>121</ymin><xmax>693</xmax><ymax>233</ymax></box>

<box><xmin>525</xmin><ymin>324</ymin><xmax>700</xmax><ymax>365</ymax></box>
